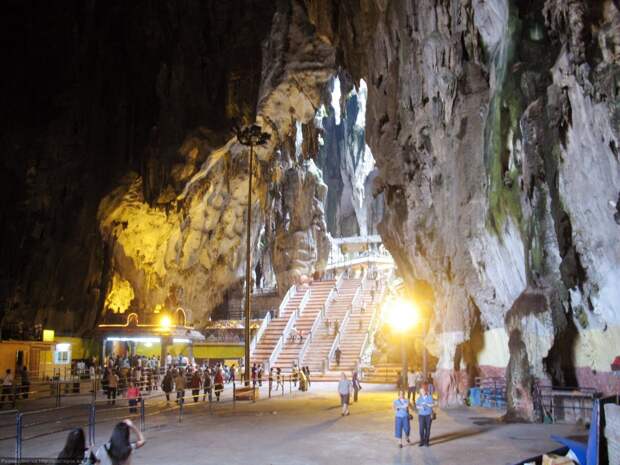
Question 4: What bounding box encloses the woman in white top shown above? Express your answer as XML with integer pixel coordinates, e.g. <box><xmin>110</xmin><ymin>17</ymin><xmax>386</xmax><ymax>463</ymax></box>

<box><xmin>95</xmin><ymin>419</ymin><xmax>145</xmax><ymax>465</ymax></box>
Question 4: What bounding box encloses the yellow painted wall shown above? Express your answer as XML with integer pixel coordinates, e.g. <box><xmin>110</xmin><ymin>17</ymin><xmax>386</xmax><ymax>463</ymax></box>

<box><xmin>135</xmin><ymin>342</ymin><xmax>161</xmax><ymax>358</ymax></box>
<box><xmin>477</xmin><ymin>328</ymin><xmax>510</xmax><ymax>368</ymax></box>
<box><xmin>0</xmin><ymin>341</ymin><xmax>60</xmax><ymax>379</ymax></box>
<box><xmin>193</xmin><ymin>344</ymin><xmax>244</xmax><ymax>359</ymax></box>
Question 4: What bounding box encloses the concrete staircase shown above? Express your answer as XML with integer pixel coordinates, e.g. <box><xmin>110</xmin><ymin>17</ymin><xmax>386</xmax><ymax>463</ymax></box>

<box><xmin>328</xmin><ymin>285</ymin><xmax>378</xmax><ymax>372</ymax></box>
<box><xmin>301</xmin><ymin>278</ymin><xmax>361</xmax><ymax>375</ymax></box>
<box><xmin>271</xmin><ymin>280</ymin><xmax>335</xmax><ymax>371</ymax></box>
<box><xmin>252</xmin><ymin>289</ymin><xmax>305</xmax><ymax>366</ymax></box>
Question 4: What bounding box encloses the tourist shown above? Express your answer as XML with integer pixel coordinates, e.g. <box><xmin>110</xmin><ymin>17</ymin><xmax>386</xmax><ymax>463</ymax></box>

<box><xmin>393</xmin><ymin>391</ymin><xmax>412</xmax><ymax>448</ymax></box>
<box><xmin>0</xmin><ymin>369</ymin><xmax>13</xmax><ymax>407</ymax></box>
<box><xmin>107</xmin><ymin>369</ymin><xmax>119</xmax><ymax>405</ymax></box>
<box><xmin>229</xmin><ymin>364</ymin><xmax>236</xmax><ymax>384</ymax></box>
<box><xmin>352</xmin><ymin>370</ymin><xmax>362</xmax><ymax>402</ymax></box>
<box><xmin>165</xmin><ymin>352</ymin><xmax>172</xmax><ymax>368</ymax></box>
<box><xmin>251</xmin><ymin>363</ymin><xmax>257</xmax><ymax>388</ymax></box>
<box><xmin>174</xmin><ymin>369</ymin><xmax>186</xmax><ymax>404</ymax></box>
<box><xmin>415</xmin><ymin>383</ymin><xmax>434</xmax><ymax>447</ymax></box>
<box><xmin>298</xmin><ymin>329</ymin><xmax>304</xmax><ymax>344</ymax></box>
<box><xmin>395</xmin><ymin>371</ymin><xmax>402</xmax><ymax>392</ymax></box>
<box><xmin>298</xmin><ymin>368</ymin><xmax>308</xmax><ymax>392</ymax></box>
<box><xmin>407</xmin><ymin>369</ymin><xmax>416</xmax><ymax>402</ymax></box>
<box><xmin>335</xmin><ymin>347</ymin><xmax>341</xmax><ymax>366</ymax></box>
<box><xmin>203</xmin><ymin>368</ymin><xmax>213</xmax><ymax>402</ymax></box>
<box><xmin>303</xmin><ymin>366</ymin><xmax>311</xmax><ymax>388</ymax></box>
<box><xmin>324</xmin><ymin>318</ymin><xmax>330</xmax><ymax>332</ymax></box>
<box><xmin>292</xmin><ymin>363</ymin><xmax>298</xmax><ymax>387</ymax></box>
<box><xmin>358</xmin><ymin>318</ymin><xmax>363</xmax><ymax>330</ymax></box>
<box><xmin>95</xmin><ymin>419</ymin><xmax>145</xmax><ymax>465</ymax></box>
<box><xmin>161</xmin><ymin>370</ymin><xmax>173</xmax><ymax>403</ymax></box>
<box><xmin>126</xmin><ymin>381</ymin><xmax>140</xmax><ymax>414</ymax></box>
<box><xmin>214</xmin><ymin>366</ymin><xmax>224</xmax><ymax>401</ymax></box>
<box><xmin>334</xmin><ymin>320</ymin><xmax>340</xmax><ymax>336</ymax></box>
<box><xmin>338</xmin><ymin>372</ymin><xmax>352</xmax><ymax>416</ymax></box>
<box><xmin>20</xmin><ymin>366</ymin><xmax>30</xmax><ymax>400</ymax></box>
<box><xmin>276</xmin><ymin>367</ymin><xmax>282</xmax><ymax>391</ymax></box>
<box><xmin>190</xmin><ymin>370</ymin><xmax>202</xmax><ymax>402</ymax></box>
<box><xmin>57</xmin><ymin>427</ymin><xmax>94</xmax><ymax>465</ymax></box>
<box><xmin>258</xmin><ymin>364</ymin><xmax>264</xmax><ymax>387</ymax></box>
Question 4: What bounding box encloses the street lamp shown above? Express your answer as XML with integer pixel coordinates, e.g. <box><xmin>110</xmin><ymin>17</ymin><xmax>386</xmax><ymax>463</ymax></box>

<box><xmin>384</xmin><ymin>297</ymin><xmax>419</xmax><ymax>391</ymax></box>
<box><xmin>237</xmin><ymin>124</ymin><xmax>271</xmax><ymax>386</ymax></box>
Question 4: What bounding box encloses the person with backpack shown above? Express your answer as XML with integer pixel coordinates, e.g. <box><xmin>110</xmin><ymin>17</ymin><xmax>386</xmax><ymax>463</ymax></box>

<box><xmin>95</xmin><ymin>419</ymin><xmax>145</xmax><ymax>465</ymax></box>
<box><xmin>190</xmin><ymin>370</ymin><xmax>202</xmax><ymax>402</ymax></box>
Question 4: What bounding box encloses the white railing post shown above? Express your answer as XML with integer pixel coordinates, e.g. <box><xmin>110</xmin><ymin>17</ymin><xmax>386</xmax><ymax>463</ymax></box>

<box><xmin>250</xmin><ymin>311</ymin><xmax>272</xmax><ymax>356</ymax></box>
<box><xmin>268</xmin><ymin>288</ymin><xmax>308</xmax><ymax>367</ymax></box>
<box><xmin>278</xmin><ymin>285</ymin><xmax>297</xmax><ymax>318</ymax></box>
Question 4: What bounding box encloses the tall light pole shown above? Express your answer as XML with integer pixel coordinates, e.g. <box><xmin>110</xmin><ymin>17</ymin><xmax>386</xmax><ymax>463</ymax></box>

<box><xmin>237</xmin><ymin>124</ymin><xmax>270</xmax><ymax>386</ymax></box>
<box><xmin>385</xmin><ymin>297</ymin><xmax>419</xmax><ymax>392</ymax></box>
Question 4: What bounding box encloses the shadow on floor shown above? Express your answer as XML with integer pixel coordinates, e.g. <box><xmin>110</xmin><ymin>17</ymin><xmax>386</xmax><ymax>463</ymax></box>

<box><xmin>283</xmin><ymin>417</ymin><xmax>342</xmax><ymax>441</ymax></box>
<box><xmin>424</xmin><ymin>426</ymin><xmax>495</xmax><ymax>446</ymax></box>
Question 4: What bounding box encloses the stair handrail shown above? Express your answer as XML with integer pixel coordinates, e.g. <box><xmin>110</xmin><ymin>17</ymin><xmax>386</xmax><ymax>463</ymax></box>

<box><xmin>277</xmin><ymin>284</ymin><xmax>297</xmax><ymax>318</ymax></box>
<box><xmin>268</xmin><ymin>287</ymin><xmax>309</xmax><ymax>369</ymax></box>
<box><xmin>249</xmin><ymin>311</ymin><xmax>271</xmax><ymax>356</ymax></box>
<box><xmin>325</xmin><ymin>283</ymin><xmax>362</xmax><ymax>371</ymax></box>
<box><xmin>298</xmin><ymin>287</ymin><xmax>311</xmax><ymax>315</ymax></box>
<box><xmin>298</xmin><ymin>283</ymin><xmax>334</xmax><ymax>366</ymax></box>
<box><xmin>357</xmin><ymin>284</ymin><xmax>387</xmax><ymax>367</ymax></box>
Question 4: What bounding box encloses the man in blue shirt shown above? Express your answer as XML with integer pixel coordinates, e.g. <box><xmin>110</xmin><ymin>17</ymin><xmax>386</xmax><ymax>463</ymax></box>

<box><xmin>415</xmin><ymin>383</ymin><xmax>434</xmax><ymax>446</ymax></box>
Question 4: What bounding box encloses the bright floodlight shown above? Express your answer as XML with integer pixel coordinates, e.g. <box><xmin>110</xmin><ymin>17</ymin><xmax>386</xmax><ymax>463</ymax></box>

<box><xmin>385</xmin><ymin>297</ymin><xmax>419</xmax><ymax>333</ymax></box>
<box><xmin>160</xmin><ymin>315</ymin><xmax>171</xmax><ymax>330</ymax></box>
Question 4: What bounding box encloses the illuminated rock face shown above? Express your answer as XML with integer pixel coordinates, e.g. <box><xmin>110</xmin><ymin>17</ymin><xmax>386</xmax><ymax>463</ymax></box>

<box><xmin>306</xmin><ymin>0</ymin><xmax>620</xmax><ymax>417</ymax></box>
<box><xmin>97</xmin><ymin>1</ymin><xmax>335</xmax><ymax>326</ymax></box>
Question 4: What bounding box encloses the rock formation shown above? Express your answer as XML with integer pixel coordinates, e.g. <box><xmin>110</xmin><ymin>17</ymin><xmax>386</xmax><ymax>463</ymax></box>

<box><xmin>2</xmin><ymin>0</ymin><xmax>619</xmax><ymax>422</ymax></box>
<box><xmin>305</xmin><ymin>0</ymin><xmax>620</xmax><ymax>418</ymax></box>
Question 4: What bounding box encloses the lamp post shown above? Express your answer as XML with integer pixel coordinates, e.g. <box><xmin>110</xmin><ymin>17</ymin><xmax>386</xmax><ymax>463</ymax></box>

<box><xmin>385</xmin><ymin>297</ymin><xmax>419</xmax><ymax>392</ymax></box>
<box><xmin>237</xmin><ymin>124</ymin><xmax>271</xmax><ymax>386</ymax></box>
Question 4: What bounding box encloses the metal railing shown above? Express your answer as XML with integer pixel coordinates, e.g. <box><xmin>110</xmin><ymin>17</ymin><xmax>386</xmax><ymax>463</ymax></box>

<box><xmin>6</xmin><ymin>372</ymin><xmax>308</xmax><ymax>461</ymax></box>
<box><xmin>297</xmin><ymin>288</ymin><xmax>311</xmax><ymax>315</ymax></box>
<box><xmin>268</xmin><ymin>288</ymin><xmax>309</xmax><ymax>369</ymax></box>
<box><xmin>249</xmin><ymin>311</ymin><xmax>271</xmax><ymax>356</ymax></box>
<box><xmin>325</xmin><ymin>283</ymin><xmax>363</xmax><ymax>371</ymax></box>
<box><xmin>357</xmin><ymin>281</ymin><xmax>387</xmax><ymax>368</ymax></box>
<box><xmin>277</xmin><ymin>284</ymin><xmax>297</xmax><ymax>318</ymax></box>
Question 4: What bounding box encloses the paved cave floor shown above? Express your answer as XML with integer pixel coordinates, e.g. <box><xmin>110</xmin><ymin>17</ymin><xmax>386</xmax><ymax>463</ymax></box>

<box><xmin>2</xmin><ymin>383</ymin><xmax>584</xmax><ymax>465</ymax></box>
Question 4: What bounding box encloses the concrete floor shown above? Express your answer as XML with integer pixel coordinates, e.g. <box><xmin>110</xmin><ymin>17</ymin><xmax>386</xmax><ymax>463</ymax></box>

<box><xmin>0</xmin><ymin>383</ymin><xmax>585</xmax><ymax>464</ymax></box>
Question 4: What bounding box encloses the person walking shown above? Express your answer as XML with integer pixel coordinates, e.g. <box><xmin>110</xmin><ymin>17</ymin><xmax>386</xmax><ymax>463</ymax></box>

<box><xmin>126</xmin><ymin>382</ymin><xmax>140</xmax><ymax>414</ymax></box>
<box><xmin>335</xmin><ymin>347</ymin><xmax>341</xmax><ymax>366</ymax></box>
<box><xmin>407</xmin><ymin>369</ymin><xmax>417</xmax><ymax>402</ymax></box>
<box><xmin>415</xmin><ymin>383</ymin><xmax>435</xmax><ymax>447</ymax></box>
<box><xmin>174</xmin><ymin>369</ymin><xmax>186</xmax><ymax>404</ymax></box>
<box><xmin>214</xmin><ymin>366</ymin><xmax>224</xmax><ymax>402</ymax></box>
<box><xmin>304</xmin><ymin>366</ymin><xmax>311</xmax><ymax>388</ymax></box>
<box><xmin>258</xmin><ymin>364</ymin><xmax>264</xmax><ymax>387</ymax></box>
<box><xmin>251</xmin><ymin>363</ymin><xmax>257</xmax><ymax>388</ymax></box>
<box><xmin>107</xmin><ymin>369</ymin><xmax>119</xmax><ymax>406</ymax></box>
<box><xmin>393</xmin><ymin>390</ymin><xmax>412</xmax><ymax>448</ymax></box>
<box><xmin>352</xmin><ymin>370</ymin><xmax>362</xmax><ymax>402</ymax></box>
<box><xmin>161</xmin><ymin>370</ymin><xmax>173</xmax><ymax>404</ymax></box>
<box><xmin>190</xmin><ymin>370</ymin><xmax>202</xmax><ymax>402</ymax></box>
<box><xmin>337</xmin><ymin>372</ymin><xmax>352</xmax><ymax>416</ymax></box>
<box><xmin>95</xmin><ymin>419</ymin><xmax>145</xmax><ymax>465</ymax></box>
<box><xmin>203</xmin><ymin>368</ymin><xmax>213</xmax><ymax>402</ymax></box>
<box><xmin>276</xmin><ymin>367</ymin><xmax>282</xmax><ymax>391</ymax></box>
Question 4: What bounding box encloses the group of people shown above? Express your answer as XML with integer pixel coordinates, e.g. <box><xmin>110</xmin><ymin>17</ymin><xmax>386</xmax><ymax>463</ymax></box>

<box><xmin>56</xmin><ymin>419</ymin><xmax>145</xmax><ymax>465</ymax></box>
<box><xmin>160</xmin><ymin>363</ymin><xmax>226</xmax><ymax>404</ymax></box>
<box><xmin>393</xmin><ymin>370</ymin><xmax>436</xmax><ymax>448</ymax></box>
<box><xmin>0</xmin><ymin>366</ymin><xmax>30</xmax><ymax>407</ymax></box>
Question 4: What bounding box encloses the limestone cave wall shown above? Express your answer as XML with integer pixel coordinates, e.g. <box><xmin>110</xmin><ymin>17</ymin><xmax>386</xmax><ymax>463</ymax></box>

<box><xmin>306</xmin><ymin>0</ymin><xmax>620</xmax><ymax>418</ymax></box>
